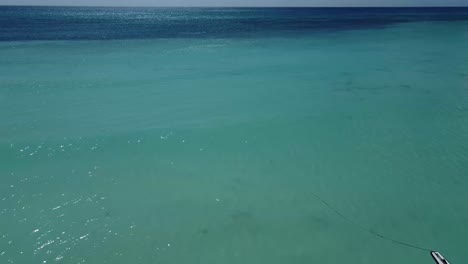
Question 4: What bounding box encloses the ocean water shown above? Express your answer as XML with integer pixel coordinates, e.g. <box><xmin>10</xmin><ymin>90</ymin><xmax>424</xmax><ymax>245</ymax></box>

<box><xmin>1</xmin><ymin>6</ymin><xmax>468</xmax><ymax>264</ymax></box>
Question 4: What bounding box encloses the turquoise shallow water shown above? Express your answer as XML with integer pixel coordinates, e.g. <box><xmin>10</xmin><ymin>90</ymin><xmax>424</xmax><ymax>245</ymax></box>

<box><xmin>1</xmin><ymin>9</ymin><xmax>468</xmax><ymax>264</ymax></box>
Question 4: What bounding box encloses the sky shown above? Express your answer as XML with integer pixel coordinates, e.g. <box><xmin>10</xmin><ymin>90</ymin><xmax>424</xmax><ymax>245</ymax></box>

<box><xmin>0</xmin><ymin>0</ymin><xmax>467</xmax><ymax>6</ymax></box>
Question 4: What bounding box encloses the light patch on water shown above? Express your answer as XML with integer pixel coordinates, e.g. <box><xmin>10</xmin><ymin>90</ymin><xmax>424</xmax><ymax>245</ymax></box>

<box><xmin>160</xmin><ymin>132</ymin><xmax>173</xmax><ymax>140</ymax></box>
<box><xmin>36</xmin><ymin>240</ymin><xmax>55</xmax><ymax>251</ymax></box>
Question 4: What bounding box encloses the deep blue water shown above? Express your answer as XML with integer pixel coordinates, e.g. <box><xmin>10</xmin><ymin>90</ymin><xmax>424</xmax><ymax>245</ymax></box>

<box><xmin>1</xmin><ymin>6</ymin><xmax>468</xmax><ymax>40</ymax></box>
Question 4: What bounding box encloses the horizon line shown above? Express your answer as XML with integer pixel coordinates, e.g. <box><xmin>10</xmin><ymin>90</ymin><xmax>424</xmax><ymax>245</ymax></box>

<box><xmin>1</xmin><ymin>4</ymin><xmax>468</xmax><ymax>8</ymax></box>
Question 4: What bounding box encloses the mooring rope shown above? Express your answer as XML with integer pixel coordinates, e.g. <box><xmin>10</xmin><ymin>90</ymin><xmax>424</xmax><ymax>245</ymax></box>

<box><xmin>310</xmin><ymin>192</ymin><xmax>433</xmax><ymax>252</ymax></box>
